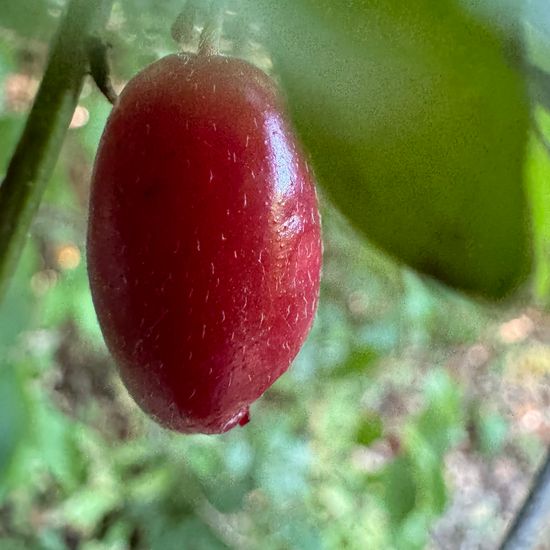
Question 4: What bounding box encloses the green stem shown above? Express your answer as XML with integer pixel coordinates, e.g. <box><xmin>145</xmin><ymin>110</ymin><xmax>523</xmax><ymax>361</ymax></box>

<box><xmin>0</xmin><ymin>0</ymin><xmax>114</xmax><ymax>304</ymax></box>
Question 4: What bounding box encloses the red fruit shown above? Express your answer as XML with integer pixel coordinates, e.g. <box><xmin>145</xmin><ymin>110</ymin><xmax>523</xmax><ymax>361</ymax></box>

<box><xmin>87</xmin><ymin>53</ymin><xmax>322</xmax><ymax>434</ymax></box>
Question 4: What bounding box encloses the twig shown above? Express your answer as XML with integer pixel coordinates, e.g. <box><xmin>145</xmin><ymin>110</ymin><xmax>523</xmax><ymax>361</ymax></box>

<box><xmin>198</xmin><ymin>1</ymin><xmax>227</xmax><ymax>57</ymax></box>
<box><xmin>87</xmin><ymin>35</ymin><xmax>118</xmax><ymax>104</ymax></box>
<box><xmin>0</xmin><ymin>0</ymin><xmax>114</xmax><ymax>304</ymax></box>
<box><xmin>171</xmin><ymin>0</ymin><xmax>199</xmax><ymax>47</ymax></box>
<box><xmin>500</xmin><ymin>450</ymin><xmax>550</xmax><ymax>549</ymax></box>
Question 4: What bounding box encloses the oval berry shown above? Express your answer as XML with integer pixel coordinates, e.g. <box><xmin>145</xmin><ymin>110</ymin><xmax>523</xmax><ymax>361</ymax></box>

<box><xmin>87</xmin><ymin>53</ymin><xmax>322</xmax><ymax>434</ymax></box>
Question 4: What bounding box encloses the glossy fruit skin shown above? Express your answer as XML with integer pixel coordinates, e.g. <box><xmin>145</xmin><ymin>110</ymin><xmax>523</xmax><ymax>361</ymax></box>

<box><xmin>87</xmin><ymin>53</ymin><xmax>322</xmax><ymax>434</ymax></box>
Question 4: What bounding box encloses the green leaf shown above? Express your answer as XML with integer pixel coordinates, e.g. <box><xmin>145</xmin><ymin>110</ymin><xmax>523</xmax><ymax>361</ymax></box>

<box><xmin>254</xmin><ymin>0</ymin><xmax>531</xmax><ymax>299</ymax></box>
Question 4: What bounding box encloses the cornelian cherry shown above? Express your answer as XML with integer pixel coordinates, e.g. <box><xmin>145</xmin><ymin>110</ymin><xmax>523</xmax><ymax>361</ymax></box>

<box><xmin>87</xmin><ymin>53</ymin><xmax>322</xmax><ymax>434</ymax></box>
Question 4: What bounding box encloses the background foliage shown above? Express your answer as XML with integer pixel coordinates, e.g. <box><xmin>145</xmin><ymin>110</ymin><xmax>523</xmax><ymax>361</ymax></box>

<box><xmin>0</xmin><ymin>1</ymin><xmax>550</xmax><ymax>548</ymax></box>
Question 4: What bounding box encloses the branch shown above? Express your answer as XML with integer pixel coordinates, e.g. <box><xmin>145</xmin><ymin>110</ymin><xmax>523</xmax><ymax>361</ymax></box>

<box><xmin>171</xmin><ymin>0</ymin><xmax>199</xmax><ymax>46</ymax></box>
<box><xmin>198</xmin><ymin>1</ymin><xmax>227</xmax><ymax>57</ymax></box>
<box><xmin>500</xmin><ymin>450</ymin><xmax>550</xmax><ymax>550</ymax></box>
<box><xmin>0</xmin><ymin>0</ymin><xmax>114</xmax><ymax>304</ymax></box>
<box><xmin>87</xmin><ymin>35</ymin><xmax>118</xmax><ymax>104</ymax></box>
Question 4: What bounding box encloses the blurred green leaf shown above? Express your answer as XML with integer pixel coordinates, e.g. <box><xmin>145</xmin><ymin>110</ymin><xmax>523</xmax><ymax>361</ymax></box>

<box><xmin>40</xmin><ymin>264</ymin><xmax>104</xmax><ymax>344</ymax></box>
<box><xmin>101</xmin><ymin>520</ymin><xmax>135</xmax><ymax>549</ymax></box>
<box><xmin>247</xmin><ymin>418</ymin><xmax>312</xmax><ymax>506</ymax></box>
<box><xmin>61</xmin><ymin>488</ymin><xmax>120</xmax><ymax>532</ymax></box>
<box><xmin>0</xmin><ymin>241</ymin><xmax>36</xmax><ymax>352</ymax></box>
<box><xmin>395</xmin><ymin>511</ymin><xmax>433</xmax><ymax>550</ymax></box>
<box><xmin>0</xmin><ymin>0</ymin><xmax>56</xmax><ymax>38</ymax></box>
<box><xmin>36</xmin><ymin>530</ymin><xmax>68</xmax><ymax>550</ymax></box>
<box><xmin>331</xmin><ymin>346</ymin><xmax>378</xmax><ymax>378</ymax></box>
<box><xmin>381</xmin><ymin>456</ymin><xmax>417</xmax><ymax>526</ymax></box>
<box><xmin>147</xmin><ymin>517</ymin><xmax>229</xmax><ymax>550</ymax></box>
<box><xmin>253</xmin><ymin>0</ymin><xmax>531</xmax><ymax>299</ymax></box>
<box><xmin>412</xmin><ymin>370</ymin><xmax>464</xmax><ymax>459</ymax></box>
<box><xmin>256</xmin><ymin>435</ymin><xmax>311</xmax><ymax>505</ymax></box>
<box><xmin>475</xmin><ymin>410</ymin><xmax>508</xmax><ymax>456</ymax></box>
<box><xmin>410</xmin><ymin>448</ymin><xmax>448</xmax><ymax>515</ymax></box>
<box><xmin>29</xmin><ymin>401</ymin><xmax>85</xmax><ymax>490</ymax></box>
<box><xmin>199</xmin><ymin>438</ymin><xmax>254</xmax><ymax>513</ymax></box>
<box><xmin>0</xmin><ymin>538</ymin><xmax>28</xmax><ymax>550</ymax></box>
<box><xmin>203</xmin><ymin>477</ymin><xmax>252</xmax><ymax>513</ymax></box>
<box><xmin>0</xmin><ymin>117</ymin><xmax>24</xmax><ymax>179</ymax></box>
<box><xmin>526</xmin><ymin>114</ymin><xmax>550</xmax><ymax>303</ymax></box>
<box><xmin>0</xmin><ymin>363</ymin><xmax>29</xmax><ymax>491</ymax></box>
<box><xmin>41</xmin><ymin>163</ymin><xmax>77</xmax><ymax>212</ymax></box>
<box><xmin>126</xmin><ymin>464</ymin><xmax>173</xmax><ymax>503</ymax></box>
<box><xmin>223</xmin><ymin>435</ymin><xmax>254</xmax><ymax>478</ymax></box>
<box><xmin>355</xmin><ymin>412</ymin><xmax>384</xmax><ymax>447</ymax></box>
<box><xmin>0</xmin><ymin>41</ymin><xmax>16</xmax><ymax>113</ymax></box>
<box><xmin>80</xmin><ymin>95</ymin><xmax>112</xmax><ymax>157</ymax></box>
<box><xmin>278</xmin><ymin>520</ymin><xmax>324</xmax><ymax>550</ymax></box>
<box><xmin>372</xmin><ymin>371</ymin><xmax>463</xmax><ymax>539</ymax></box>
